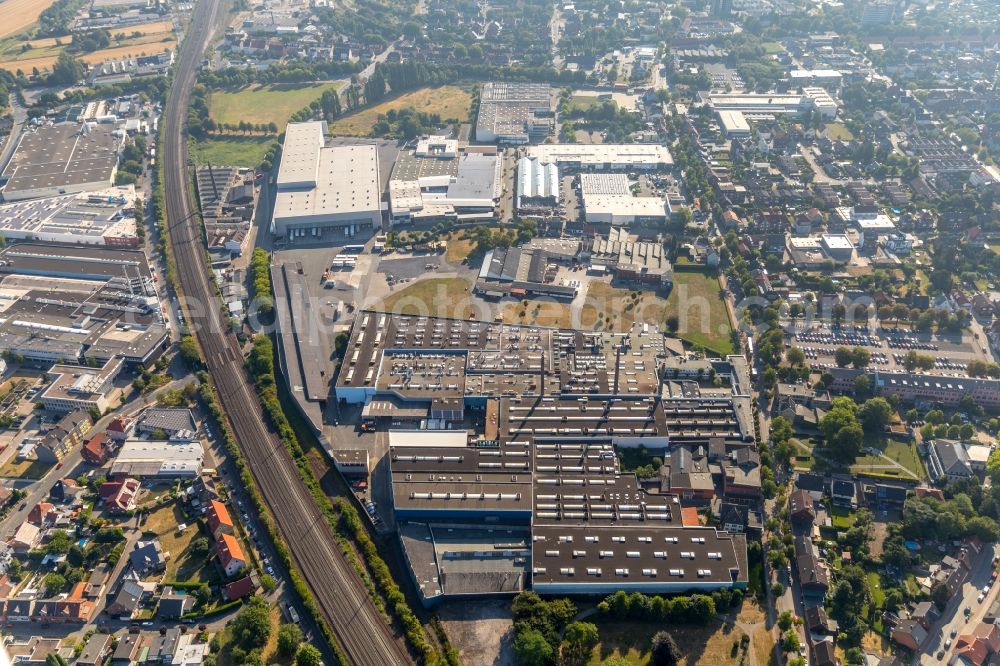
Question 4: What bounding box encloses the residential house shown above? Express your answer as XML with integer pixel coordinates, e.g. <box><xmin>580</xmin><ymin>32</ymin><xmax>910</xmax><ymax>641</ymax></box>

<box><xmin>36</xmin><ymin>410</ymin><xmax>91</xmax><ymax>463</ymax></box>
<box><xmin>49</xmin><ymin>478</ymin><xmax>85</xmax><ymax>506</ymax></box>
<box><xmin>82</xmin><ymin>432</ymin><xmax>111</xmax><ymax>465</ymax></box>
<box><xmin>157</xmin><ymin>587</ymin><xmax>193</xmax><ymax>619</ymax></box>
<box><xmin>224</xmin><ymin>572</ymin><xmax>261</xmax><ymax>600</ymax></box>
<box><xmin>660</xmin><ymin>446</ymin><xmax>715</xmax><ymax>502</ymax></box>
<box><xmin>111</xmin><ymin>633</ymin><xmax>144</xmax><ymax>666</ymax></box>
<box><xmin>107</xmin><ymin>579</ymin><xmax>146</xmax><ymax>618</ymax></box>
<box><xmin>2</xmin><ymin>636</ymin><xmax>62</xmax><ymax>665</ymax></box>
<box><xmin>891</xmin><ymin>618</ymin><xmax>927</xmax><ymax>650</ymax></box>
<box><xmin>106</xmin><ymin>416</ymin><xmax>134</xmax><ymax>443</ymax></box>
<box><xmin>805</xmin><ymin>605</ymin><xmax>837</xmax><ymax>635</ymax></box>
<box><xmin>129</xmin><ymin>540</ymin><xmax>166</xmax><ymax>576</ymax></box>
<box><xmin>9</xmin><ymin>521</ymin><xmax>41</xmax><ymax>553</ymax></box>
<box><xmin>33</xmin><ymin>582</ymin><xmax>94</xmax><ymax>623</ymax></box>
<box><xmin>144</xmin><ymin>627</ymin><xmax>182</xmax><ymax>663</ymax></box>
<box><xmin>795</xmin><ymin>535</ymin><xmax>830</xmax><ymax>599</ymax></box>
<box><xmin>206</xmin><ymin>499</ymin><xmax>234</xmax><ymax>540</ymax></box>
<box><xmin>216</xmin><ymin>533</ymin><xmax>247</xmax><ymax>577</ymax></box>
<box><xmin>910</xmin><ymin>601</ymin><xmax>940</xmax><ymax>630</ymax></box>
<box><xmin>954</xmin><ymin>623</ymin><xmax>1000</xmax><ymax>666</ymax></box>
<box><xmin>99</xmin><ymin>478</ymin><xmax>141</xmax><ymax>513</ymax></box>
<box><xmin>789</xmin><ymin>489</ymin><xmax>816</xmax><ymax>524</ymax></box>
<box><xmin>863</xmin><ymin>482</ymin><xmax>909</xmax><ymax>512</ymax></box>
<box><xmin>76</xmin><ymin>633</ymin><xmax>112</xmax><ymax>666</ymax></box>
<box><xmin>27</xmin><ymin>502</ymin><xmax>54</xmax><ymax>526</ymax></box>
<box><xmin>796</xmin><ymin>472</ymin><xmax>826</xmax><ymax>501</ymax></box>
<box><xmin>716</xmin><ymin>501</ymin><xmax>762</xmax><ymax>537</ymax></box>
<box><xmin>812</xmin><ymin>639</ymin><xmax>838</xmax><ymax>666</ymax></box>
<box><xmin>830</xmin><ymin>479</ymin><xmax>857</xmax><ymax>508</ymax></box>
<box><xmin>84</xmin><ymin>563</ymin><xmax>110</xmax><ymax>600</ymax></box>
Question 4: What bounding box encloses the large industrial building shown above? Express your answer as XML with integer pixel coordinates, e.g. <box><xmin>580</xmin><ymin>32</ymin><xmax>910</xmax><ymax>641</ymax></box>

<box><xmin>516</xmin><ymin>156</ymin><xmax>560</xmax><ymax>210</ymax></box>
<box><xmin>699</xmin><ymin>88</ymin><xmax>838</xmax><ymax>121</ymax></box>
<box><xmin>1</xmin><ymin>123</ymin><xmax>124</xmax><ymax>202</ymax></box>
<box><xmin>388</xmin><ymin>138</ymin><xmax>501</xmax><ymax>224</ymax></box>
<box><xmin>0</xmin><ymin>243</ymin><xmax>167</xmax><ymax>366</ymax></box>
<box><xmin>335</xmin><ymin>311</ymin><xmax>755</xmax><ymax>605</ymax></box>
<box><xmin>270</xmin><ymin>121</ymin><xmax>382</xmax><ymax>240</ymax></box>
<box><xmin>589</xmin><ymin>227</ymin><xmax>673</xmax><ymax>286</ymax></box>
<box><xmin>525</xmin><ymin>144</ymin><xmax>673</xmax><ymax>171</ymax></box>
<box><xmin>475</xmin><ymin>82</ymin><xmax>554</xmax><ymax>144</ymax></box>
<box><xmin>0</xmin><ymin>186</ymin><xmax>139</xmax><ymax>246</ymax></box>
<box><xmin>581</xmin><ymin>173</ymin><xmax>671</xmax><ymax>225</ymax></box>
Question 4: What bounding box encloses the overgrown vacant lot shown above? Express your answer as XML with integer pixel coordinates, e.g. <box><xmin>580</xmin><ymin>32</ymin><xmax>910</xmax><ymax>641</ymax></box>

<box><xmin>209</xmin><ymin>82</ymin><xmax>346</xmax><ymax>130</ymax></box>
<box><xmin>328</xmin><ymin>85</ymin><xmax>472</xmax><ymax>136</ymax></box>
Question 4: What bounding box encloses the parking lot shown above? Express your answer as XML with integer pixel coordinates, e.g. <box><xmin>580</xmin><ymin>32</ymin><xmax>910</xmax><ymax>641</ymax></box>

<box><xmin>787</xmin><ymin>324</ymin><xmax>992</xmax><ymax>374</ymax></box>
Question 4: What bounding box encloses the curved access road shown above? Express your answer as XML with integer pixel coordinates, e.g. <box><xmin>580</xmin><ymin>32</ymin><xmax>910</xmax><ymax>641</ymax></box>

<box><xmin>160</xmin><ymin>2</ymin><xmax>411</xmax><ymax>664</ymax></box>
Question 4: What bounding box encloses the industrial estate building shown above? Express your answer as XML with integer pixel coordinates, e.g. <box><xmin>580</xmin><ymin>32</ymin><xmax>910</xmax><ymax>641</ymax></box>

<box><xmin>525</xmin><ymin>144</ymin><xmax>674</xmax><ymax>171</ymax></box>
<box><xmin>475</xmin><ymin>82</ymin><xmax>554</xmax><ymax>144</ymax></box>
<box><xmin>270</xmin><ymin>121</ymin><xmax>381</xmax><ymax>239</ymax></box>
<box><xmin>0</xmin><ymin>186</ymin><xmax>139</xmax><ymax>247</ymax></box>
<box><xmin>0</xmin><ymin>243</ymin><xmax>167</xmax><ymax>366</ymax></box>
<box><xmin>702</xmin><ymin>88</ymin><xmax>838</xmax><ymax>137</ymax></box>
<box><xmin>1</xmin><ymin>124</ymin><xmax>125</xmax><ymax>202</ymax></box>
<box><xmin>388</xmin><ymin>138</ymin><xmax>502</xmax><ymax>224</ymax></box>
<box><xmin>335</xmin><ymin>311</ymin><xmax>754</xmax><ymax>605</ymax></box>
<box><xmin>581</xmin><ymin>173</ymin><xmax>671</xmax><ymax>225</ymax></box>
<box><xmin>516</xmin><ymin>156</ymin><xmax>560</xmax><ymax>210</ymax></box>
<box><xmin>40</xmin><ymin>358</ymin><xmax>124</xmax><ymax>414</ymax></box>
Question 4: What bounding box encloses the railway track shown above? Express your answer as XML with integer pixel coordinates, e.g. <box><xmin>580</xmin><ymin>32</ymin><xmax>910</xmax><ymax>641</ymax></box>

<box><xmin>160</xmin><ymin>3</ymin><xmax>411</xmax><ymax>664</ymax></box>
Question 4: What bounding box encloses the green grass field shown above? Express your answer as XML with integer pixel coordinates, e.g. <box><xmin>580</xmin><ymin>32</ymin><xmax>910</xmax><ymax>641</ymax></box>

<box><xmin>586</xmin><ymin>617</ymin><xmax>752</xmax><ymax>666</ymax></box>
<box><xmin>664</xmin><ymin>270</ymin><xmax>734</xmax><ymax>355</ymax></box>
<box><xmin>209</xmin><ymin>82</ymin><xmax>345</xmax><ymax>131</ymax></box>
<box><xmin>189</xmin><ymin>136</ymin><xmax>274</xmax><ymax>167</ymax></box>
<box><xmin>328</xmin><ymin>85</ymin><xmax>472</xmax><ymax>136</ymax></box>
<box><xmin>830</xmin><ymin>506</ymin><xmax>856</xmax><ymax>530</ymax></box>
<box><xmin>824</xmin><ymin>123</ymin><xmax>855</xmax><ymax>140</ymax></box>
<box><xmin>568</xmin><ymin>95</ymin><xmax>615</xmax><ymax>114</ymax></box>
<box><xmin>375</xmin><ymin>278</ymin><xmax>474</xmax><ymax>319</ymax></box>
<box><xmin>851</xmin><ymin>439</ymin><xmax>926</xmax><ymax>480</ymax></box>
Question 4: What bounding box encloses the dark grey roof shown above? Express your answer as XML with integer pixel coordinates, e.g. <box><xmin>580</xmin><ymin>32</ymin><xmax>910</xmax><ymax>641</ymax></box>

<box><xmin>137</xmin><ymin>408</ymin><xmax>196</xmax><ymax>434</ymax></box>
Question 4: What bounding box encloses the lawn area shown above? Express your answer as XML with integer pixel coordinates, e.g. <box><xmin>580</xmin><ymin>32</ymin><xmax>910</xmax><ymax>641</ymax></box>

<box><xmin>444</xmin><ymin>232</ymin><xmax>477</xmax><ymax>263</ymax></box>
<box><xmin>569</xmin><ymin>95</ymin><xmax>614</xmax><ymax>114</ymax></box>
<box><xmin>375</xmin><ymin>277</ymin><xmax>474</xmax><ymax>318</ymax></box>
<box><xmin>824</xmin><ymin>123</ymin><xmax>855</xmax><ymax>140</ymax></box>
<box><xmin>830</xmin><ymin>506</ymin><xmax>856</xmax><ymax>530</ymax></box>
<box><xmin>209</xmin><ymin>82</ymin><xmax>345</xmax><ymax>131</ymax></box>
<box><xmin>762</xmin><ymin>41</ymin><xmax>783</xmax><ymax>54</ymax></box>
<box><xmin>146</xmin><ymin>503</ymin><xmax>218</xmax><ymax>584</ymax></box>
<box><xmin>881</xmin><ymin>439</ymin><xmax>927</xmax><ymax>479</ymax></box>
<box><xmin>851</xmin><ymin>439</ymin><xmax>925</xmax><ymax>480</ymax></box>
<box><xmin>328</xmin><ymin>85</ymin><xmax>472</xmax><ymax>136</ymax></box>
<box><xmin>663</xmin><ymin>269</ymin><xmax>734</xmax><ymax>355</ymax></box>
<box><xmin>503</xmin><ymin>299</ymin><xmax>576</xmax><ymax>328</ymax></box>
<box><xmin>867</xmin><ymin>571</ymin><xmax>885</xmax><ymax>608</ymax></box>
<box><xmin>0</xmin><ymin>457</ymin><xmax>53</xmax><ymax>480</ymax></box>
<box><xmin>586</xmin><ymin>618</ymin><xmax>750</xmax><ymax>666</ymax></box>
<box><xmin>189</xmin><ymin>136</ymin><xmax>274</xmax><ymax>168</ymax></box>
<box><xmin>580</xmin><ymin>282</ymin><xmax>668</xmax><ymax>332</ymax></box>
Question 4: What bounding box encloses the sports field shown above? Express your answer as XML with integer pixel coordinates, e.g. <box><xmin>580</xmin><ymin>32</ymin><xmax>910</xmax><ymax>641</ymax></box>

<box><xmin>0</xmin><ymin>0</ymin><xmax>56</xmax><ymax>39</ymax></box>
<box><xmin>328</xmin><ymin>85</ymin><xmax>472</xmax><ymax>136</ymax></box>
<box><xmin>209</xmin><ymin>82</ymin><xmax>346</xmax><ymax>130</ymax></box>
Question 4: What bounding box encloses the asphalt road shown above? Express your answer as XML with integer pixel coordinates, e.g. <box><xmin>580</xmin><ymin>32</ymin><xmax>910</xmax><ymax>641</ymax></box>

<box><xmin>160</xmin><ymin>2</ymin><xmax>410</xmax><ymax>664</ymax></box>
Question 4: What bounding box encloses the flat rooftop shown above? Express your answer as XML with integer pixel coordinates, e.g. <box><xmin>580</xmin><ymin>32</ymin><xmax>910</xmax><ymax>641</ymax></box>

<box><xmin>2</xmin><ymin>123</ymin><xmax>122</xmax><ymax>199</ymax></box>
<box><xmin>0</xmin><ymin>185</ymin><xmax>137</xmax><ymax>241</ymax></box>
<box><xmin>526</xmin><ymin>144</ymin><xmax>673</xmax><ymax>168</ymax></box>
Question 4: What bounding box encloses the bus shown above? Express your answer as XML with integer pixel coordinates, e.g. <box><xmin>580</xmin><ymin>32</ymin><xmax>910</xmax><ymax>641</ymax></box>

<box><xmin>342</xmin><ymin>244</ymin><xmax>365</xmax><ymax>254</ymax></box>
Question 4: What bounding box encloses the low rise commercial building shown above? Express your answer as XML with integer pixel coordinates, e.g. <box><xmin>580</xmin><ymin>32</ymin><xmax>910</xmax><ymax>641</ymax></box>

<box><xmin>110</xmin><ymin>439</ymin><xmax>204</xmax><ymax>478</ymax></box>
<box><xmin>40</xmin><ymin>358</ymin><xmax>123</xmax><ymax>414</ymax></box>
<box><xmin>475</xmin><ymin>82</ymin><xmax>553</xmax><ymax>144</ymax></box>
<box><xmin>526</xmin><ymin>144</ymin><xmax>673</xmax><ymax>171</ymax></box>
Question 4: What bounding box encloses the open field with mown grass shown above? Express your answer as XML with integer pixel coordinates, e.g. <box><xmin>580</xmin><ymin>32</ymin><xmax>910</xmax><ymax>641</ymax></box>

<box><xmin>664</xmin><ymin>269</ymin><xmax>734</xmax><ymax>355</ymax></box>
<box><xmin>209</xmin><ymin>81</ymin><xmax>346</xmax><ymax>130</ymax></box>
<box><xmin>189</xmin><ymin>135</ymin><xmax>275</xmax><ymax>167</ymax></box>
<box><xmin>328</xmin><ymin>85</ymin><xmax>472</xmax><ymax>136</ymax></box>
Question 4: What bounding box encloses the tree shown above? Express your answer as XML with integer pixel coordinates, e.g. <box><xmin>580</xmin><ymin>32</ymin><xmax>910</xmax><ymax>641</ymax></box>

<box><xmin>514</xmin><ymin>628</ymin><xmax>555</xmax><ymax>666</ymax></box>
<box><xmin>858</xmin><ymin>397</ymin><xmax>892</xmax><ymax>434</ymax></box>
<box><xmin>852</xmin><ymin>374</ymin><xmax>871</xmax><ymax>399</ymax></box>
<box><xmin>178</xmin><ymin>335</ymin><xmax>200</xmax><ymax>366</ymax></box>
<box><xmin>931</xmin><ymin>581</ymin><xmax>950</xmax><ymax>610</ymax></box>
<box><xmin>46</xmin><ymin>655</ymin><xmax>69</xmax><ymax>666</ymax></box>
<box><xmin>277</xmin><ymin>624</ymin><xmax>303</xmax><ymax>659</ymax></box>
<box><xmin>851</xmin><ymin>346</ymin><xmax>871</xmax><ymax>369</ymax></box>
<box><xmin>786</xmin><ymin>347</ymin><xmax>805</xmax><ymax>365</ymax></box>
<box><xmin>232</xmin><ymin>597</ymin><xmax>272</xmax><ymax>649</ymax></box>
<box><xmin>834</xmin><ymin>346</ymin><xmax>853</xmax><ymax>367</ymax></box>
<box><xmin>782</xmin><ymin>630</ymin><xmax>800</xmax><ymax>653</ymax></box>
<box><xmin>778</xmin><ymin>610</ymin><xmax>794</xmax><ymax>631</ymax></box>
<box><xmin>43</xmin><ymin>573</ymin><xmax>67</xmax><ymax>595</ymax></box>
<box><xmin>48</xmin><ymin>52</ymin><xmax>83</xmax><ymax>85</ymax></box>
<box><xmin>650</xmin><ymin>631</ymin><xmax>681</xmax><ymax>666</ymax></box>
<box><xmin>562</xmin><ymin>622</ymin><xmax>599</xmax><ymax>664</ymax></box>
<box><xmin>294</xmin><ymin>644</ymin><xmax>322</xmax><ymax>666</ymax></box>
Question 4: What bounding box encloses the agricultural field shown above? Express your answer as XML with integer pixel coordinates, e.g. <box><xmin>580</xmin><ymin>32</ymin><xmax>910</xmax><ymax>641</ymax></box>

<box><xmin>189</xmin><ymin>135</ymin><xmax>274</xmax><ymax>168</ymax></box>
<box><xmin>209</xmin><ymin>81</ymin><xmax>346</xmax><ymax>131</ymax></box>
<box><xmin>0</xmin><ymin>22</ymin><xmax>176</xmax><ymax>73</ymax></box>
<box><xmin>0</xmin><ymin>0</ymin><xmax>56</xmax><ymax>39</ymax></box>
<box><xmin>663</xmin><ymin>269</ymin><xmax>735</xmax><ymax>355</ymax></box>
<box><xmin>328</xmin><ymin>85</ymin><xmax>472</xmax><ymax>136</ymax></box>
